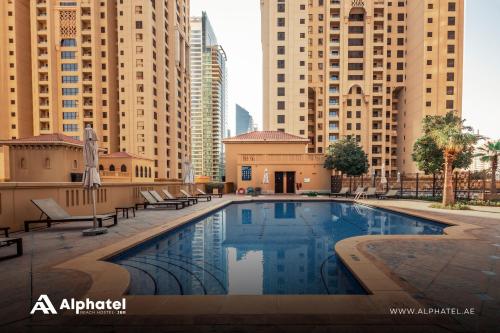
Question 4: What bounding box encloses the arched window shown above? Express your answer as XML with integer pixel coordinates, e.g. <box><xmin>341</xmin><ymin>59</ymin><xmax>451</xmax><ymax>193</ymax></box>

<box><xmin>120</xmin><ymin>164</ymin><xmax>127</xmax><ymax>172</ymax></box>
<box><xmin>148</xmin><ymin>167</ymin><xmax>152</xmax><ymax>178</ymax></box>
<box><xmin>109</xmin><ymin>164</ymin><xmax>115</xmax><ymax>172</ymax></box>
<box><xmin>140</xmin><ymin>166</ymin><xmax>144</xmax><ymax>177</ymax></box>
<box><xmin>44</xmin><ymin>158</ymin><xmax>51</xmax><ymax>169</ymax></box>
<box><xmin>20</xmin><ymin>158</ymin><xmax>26</xmax><ymax>169</ymax></box>
<box><xmin>61</xmin><ymin>38</ymin><xmax>77</xmax><ymax>46</ymax></box>
<box><xmin>99</xmin><ymin>165</ymin><xmax>104</xmax><ymax>171</ymax></box>
<box><xmin>135</xmin><ymin>166</ymin><xmax>139</xmax><ymax>177</ymax></box>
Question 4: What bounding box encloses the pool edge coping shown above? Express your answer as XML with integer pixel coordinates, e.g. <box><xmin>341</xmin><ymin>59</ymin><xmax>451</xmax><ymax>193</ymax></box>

<box><xmin>54</xmin><ymin>196</ymin><xmax>483</xmax><ymax>316</ymax></box>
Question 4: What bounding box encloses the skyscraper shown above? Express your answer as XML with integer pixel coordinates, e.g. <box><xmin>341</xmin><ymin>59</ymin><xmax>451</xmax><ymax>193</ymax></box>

<box><xmin>190</xmin><ymin>12</ymin><xmax>227</xmax><ymax>181</ymax></box>
<box><xmin>0</xmin><ymin>0</ymin><xmax>190</xmax><ymax>180</ymax></box>
<box><xmin>236</xmin><ymin>104</ymin><xmax>254</xmax><ymax>135</ymax></box>
<box><xmin>261</xmin><ymin>0</ymin><xmax>463</xmax><ymax>174</ymax></box>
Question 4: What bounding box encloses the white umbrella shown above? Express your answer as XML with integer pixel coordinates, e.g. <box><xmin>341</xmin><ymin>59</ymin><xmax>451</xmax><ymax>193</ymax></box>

<box><xmin>182</xmin><ymin>157</ymin><xmax>195</xmax><ymax>193</ymax></box>
<box><xmin>82</xmin><ymin>125</ymin><xmax>107</xmax><ymax>236</ymax></box>
<box><xmin>381</xmin><ymin>165</ymin><xmax>388</xmax><ymax>184</ymax></box>
<box><xmin>262</xmin><ymin>168</ymin><xmax>270</xmax><ymax>194</ymax></box>
<box><xmin>397</xmin><ymin>171</ymin><xmax>401</xmax><ymax>183</ymax></box>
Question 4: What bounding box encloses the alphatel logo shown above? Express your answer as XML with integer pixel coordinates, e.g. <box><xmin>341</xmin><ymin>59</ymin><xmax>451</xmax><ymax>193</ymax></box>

<box><xmin>30</xmin><ymin>295</ymin><xmax>57</xmax><ymax>315</ymax></box>
<box><xmin>30</xmin><ymin>294</ymin><xmax>126</xmax><ymax>315</ymax></box>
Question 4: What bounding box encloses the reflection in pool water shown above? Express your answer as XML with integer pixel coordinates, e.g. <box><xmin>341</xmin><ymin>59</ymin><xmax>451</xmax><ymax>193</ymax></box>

<box><xmin>110</xmin><ymin>201</ymin><xmax>444</xmax><ymax>295</ymax></box>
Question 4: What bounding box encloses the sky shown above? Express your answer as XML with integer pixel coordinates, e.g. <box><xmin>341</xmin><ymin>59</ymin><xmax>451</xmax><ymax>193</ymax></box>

<box><xmin>191</xmin><ymin>0</ymin><xmax>499</xmax><ymax>139</ymax></box>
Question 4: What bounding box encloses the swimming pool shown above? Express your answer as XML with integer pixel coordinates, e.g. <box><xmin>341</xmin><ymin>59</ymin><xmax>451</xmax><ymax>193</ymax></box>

<box><xmin>110</xmin><ymin>201</ymin><xmax>445</xmax><ymax>296</ymax></box>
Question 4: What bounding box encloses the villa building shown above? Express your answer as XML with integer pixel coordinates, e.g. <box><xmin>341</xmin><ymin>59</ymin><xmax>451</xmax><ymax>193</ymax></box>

<box><xmin>261</xmin><ymin>0</ymin><xmax>464</xmax><ymax>175</ymax></box>
<box><xmin>224</xmin><ymin>131</ymin><xmax>330</xmax><ymax>194</ymax></box>
<box><xmin>0</xmin><ymin>0</ymin><xmax>191</xmax><ymax>181</ymax></box>
<box><xmin>190</xmin><ymin>12</ymin><xmax>228</xmax><ymax>181</ymax></box>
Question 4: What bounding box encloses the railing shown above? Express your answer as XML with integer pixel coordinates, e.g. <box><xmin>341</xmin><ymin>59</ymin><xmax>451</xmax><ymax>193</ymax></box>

<box><xmin>332</xmin><ymin>172</ymin><xmax>499</xmax><ymax>200</ymax></box>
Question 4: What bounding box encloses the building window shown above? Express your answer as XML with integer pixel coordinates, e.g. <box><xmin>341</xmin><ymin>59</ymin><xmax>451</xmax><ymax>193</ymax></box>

<box><xmin>277</xmin><ymin>115</ymin><xmax>285</xmax><ymax>124</ymax></box>
<box><xmin>242</xmin><ymin>166</ymin><xmax>252</xmax><ymax>181</ymax></box>
<box><xmin>62</xmin><ymin>88</ymin><xmax>79</xmax><ymax>95</ymax></box>
<box><xmin>20</xmin><ymin>158</ymin><xmax>27</xmax><ymax>169</ymax></box>
<box><xmin>63</xmin><ymin>124</ymin><xmax>78</xmax><ymax>132</ymax></box>
<box><xmin>62</xmin><ymin>100</ymin><xmax>77</xmax><ymax>108</ymax></box>
<box><xmin>121</xmin><ymin>165</ymin><xmax>127</xmax><ymax>172</ymax></box>
<box><xmin>277</xmin><ymin>101</ymin><xmax>285</xmax><ymax>110</ymax></box>
<box><xmin>109</xmin><ymin>164</ymin><xmax>115</xmax><ymax>172</ymax></box>
<box><xmin>61</xmin><ymin>63</ymin><xmax>78</xmax><ymax>71</ymax></box>
<box><xmin>277</xmin><ymin>60</ymin><xmax>285</xmax><ymax>68</ymax></box>
<box><xmin>277</xmin><ymin>87</ymin><xmax>285</xmax><ymax>96</ymax></box>
<box><xmin>277</xmin><ymin>32</ymin><xmax>285</xmax><ymax>40</ymax></box>
<box><xmin>446</xmin><ymin>100</ymin><xmax>454</xmax><ymax>109</ymax></box>
<box><xmin>61</xmin><ymin>39</ymin><xmax>76</xmax><ymax>46</ymax></box>
<box><xmin>448</xmin><ymin>2</ymin><xmax>456</xmax><ymax>11</ymax></box>
<box><xmin>277</xmin><ymin>74</ymin><xmax>285</xmax><ymax>82</ymax></box>
<box><xmin>448</xmin><ymin>17</ymin><xmax>455</xmax><ymax>25</ymax></box>
<box><xmin>61</xmin><ymin>51</ymin><xmax>76</xmax><ymax>59</ymax></box>
<box><xmin>135</xmin><ymin>21</ymin><xmax>143</xmax><ymax>29</ymax></box>
<box><xmin>44</xmin><ymin>158</ymin><xmax>51</xmax><ymax>169</ymax></box>
<box><xmin>63</xmin><ymin>112</ymin><xmax>78</xmax><ymax>119</ymax></box>
<box><xmin>62</xmin><ymin>76</ymin><xmax>78</xmax><ymax>83</ymax></box>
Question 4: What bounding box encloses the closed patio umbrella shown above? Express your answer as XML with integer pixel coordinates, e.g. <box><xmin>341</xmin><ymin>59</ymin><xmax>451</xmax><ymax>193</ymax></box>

<box><xmin>82</xmin><ymin>125</ymin><xmax>107</xmax><ymax>236</ymax></box>
<box><xmin>262</xmin><ymin>168</ymin><xmax>270</xmax><ymax>194</ymax></box>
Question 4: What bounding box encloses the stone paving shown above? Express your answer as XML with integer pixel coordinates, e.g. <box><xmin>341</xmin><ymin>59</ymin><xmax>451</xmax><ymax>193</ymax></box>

<box><xmin>359</xmin><ymin>199</ymin><xmax>500</xmax><ymax>333</ymax></box>
<box><xmin>0</xmin><ymin>196</ymin><xmax>498</xmax><ymax>332</ymax></box>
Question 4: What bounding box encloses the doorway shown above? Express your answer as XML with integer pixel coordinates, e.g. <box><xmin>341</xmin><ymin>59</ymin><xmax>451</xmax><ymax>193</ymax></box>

<box><xmin>275</xmin><ymin>172</ymin><xmax>284</xmax><ymax>194</ymax></box>
<box><xmin>275</xmin><ymin>172</ymin><xmax>296</xmax><ymax>194</ymax></box>
<box><xmin>286</xmin><ymin>172</ymin><xmax>295</xmax><ymax>194</ymax></box>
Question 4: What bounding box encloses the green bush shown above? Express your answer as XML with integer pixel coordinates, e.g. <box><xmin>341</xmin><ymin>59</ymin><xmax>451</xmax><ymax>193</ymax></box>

<box><xmin>430</xmin><ymin>202</ymin><xmax>471</xmax><ymax>210</ymax></box>
<box><xmin>205</xmin><ymin>182</ymin><xmax>224</xmax><ymax>193</ymax></box>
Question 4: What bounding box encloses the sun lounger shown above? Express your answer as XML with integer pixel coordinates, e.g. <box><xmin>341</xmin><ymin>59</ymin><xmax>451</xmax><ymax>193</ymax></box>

<box><xmin>329</xmin><ymin>187</ymin><xmax>349</xmax><ymax>197</ymax></box>
<box><xmin>197</xmin><ymin>188</ymin><xmax>223</xmax><ymax>198</ymax></box>
<box><xmin>364</xmin><ymin>187</ymin><xmax>377</xmax><ymax>198</ymax></box>
<box><xmin>0</xmin><ymin>227</ymin><xmax>9</xmax><ymax>237</ymax></box>
<box><xmin>137</xmin><ymin>191</ymin><xmax>185</xmax><ymax>210</ymax></box>
<box><xmin>377</xmin><ymin>189</ymin><xmax>400</xmax><ymax>199</ymax></box>
<box><xmin>0</xmin><ymin>227</ymin><xmax>22</xmax><ymax>259</ymax></box>
<box><xmin>149</xmin><ymin>190</ymin><xmax>193</xmax><ymax>206</ymax></box>
<box><xmin>25</xmin><ymin>199</ymin><xmax>117</xmax><ymax>232</ymax></box>
<box><xmin>350</xmin><ymin>186</ymin><xmax>366</xmax><ymax>198</ymax></box>
<box><xmin>180</xmin><ymin>189</ymin><xmax>211</xmax><ymax>202</ymax></box>
<box><xmin>162</xmin><ymin>189</ymin><xmax>198</xmax><ymax>205</ymax></box>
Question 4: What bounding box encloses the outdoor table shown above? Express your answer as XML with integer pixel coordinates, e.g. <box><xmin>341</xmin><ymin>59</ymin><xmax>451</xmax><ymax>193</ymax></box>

<box><xmin>115</xmin><ymin>206</ymin><xmax>136</xmax><ymax>219</ymax></box>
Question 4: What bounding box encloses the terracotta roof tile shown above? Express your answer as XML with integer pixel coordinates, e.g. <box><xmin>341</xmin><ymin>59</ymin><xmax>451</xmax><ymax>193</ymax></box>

<box><xmin>101</xmin><ymin>151</ymin><xmax>153</xmax><ymax>160</ymax></box>
<box><xmin>0</xmin><ymin>133</ymin><xmax>84</xmax><ymax>146</ymax></box>
<box><xmin>223</xmin><ymin>131</ymin><xmax>309</xmax><ymax>143</ymax></box>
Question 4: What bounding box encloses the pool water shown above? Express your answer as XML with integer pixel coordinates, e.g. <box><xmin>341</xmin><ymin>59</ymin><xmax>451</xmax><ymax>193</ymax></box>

<box><xmin>110</xmin><ymin>201</ymin><xmax>445</xmax><ymax>295</ymax></box>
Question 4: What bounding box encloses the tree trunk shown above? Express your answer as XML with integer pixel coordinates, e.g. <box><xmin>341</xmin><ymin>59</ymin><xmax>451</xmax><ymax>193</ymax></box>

<box><xmin>442</xmin><ymin>150</ymin><xmax>456</xmax><ymax>206</ymax></box>
<box><xmin>491</xmin><ymin>156</ymin><xmax>498</xmax><ymax>197</ymax></box>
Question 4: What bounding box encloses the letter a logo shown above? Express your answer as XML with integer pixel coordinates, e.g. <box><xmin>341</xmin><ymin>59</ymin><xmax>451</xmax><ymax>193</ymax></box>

<box><xmin>30</xmin><ymin>295</ymin><xmax>57</xmax><ymax>315</ymax></box>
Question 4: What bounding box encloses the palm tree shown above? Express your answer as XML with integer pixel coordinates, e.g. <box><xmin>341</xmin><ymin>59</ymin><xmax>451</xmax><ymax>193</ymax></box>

<box><xmin>476</xmin><ymin>140</ymin><xmax>500</xmax><ymax>197</ymax></box>
<box><xmin>423</xmin><ymin>111</ymin><xmax>478</xmax><ymax>206</ymax></box>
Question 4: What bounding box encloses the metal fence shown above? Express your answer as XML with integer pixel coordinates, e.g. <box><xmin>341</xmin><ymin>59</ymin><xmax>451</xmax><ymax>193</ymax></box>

<box><xmin>332</xmin><ymin>171</ymin><xmax>498</xmax><ymax>200</ymax></box>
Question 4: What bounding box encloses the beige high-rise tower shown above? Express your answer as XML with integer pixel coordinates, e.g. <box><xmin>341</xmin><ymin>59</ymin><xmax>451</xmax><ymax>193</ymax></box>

<box><xmin>261</xmin><ymin>0</ymin><xmax>464</xmax><ymax>175</ymax></box>
<box><xmin>0</xmin><ymin>0</ymin><xmax>190</xmax><ymax>180</ymax></box>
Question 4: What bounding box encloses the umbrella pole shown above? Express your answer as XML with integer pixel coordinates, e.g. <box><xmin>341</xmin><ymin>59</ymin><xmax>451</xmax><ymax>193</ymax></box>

<box><xmin>92</xmin><ymin>187</ymin><xmax>97</xmax><ymax>229</ymax></box>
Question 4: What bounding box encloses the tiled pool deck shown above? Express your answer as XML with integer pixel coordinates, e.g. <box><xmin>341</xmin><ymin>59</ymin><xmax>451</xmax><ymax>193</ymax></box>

<box><xmin>0</xmin><ymin>195</ymin><xmax>499</xmax><ymax>332</ymax></box>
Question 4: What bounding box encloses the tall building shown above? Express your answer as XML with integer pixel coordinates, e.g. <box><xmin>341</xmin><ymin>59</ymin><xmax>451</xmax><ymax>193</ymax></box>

<box><xmin>236</xmin><ymin>104</ymin><xmax>254</xmax><ymax>135</ymax></box>
<box><xmin>261</xmin><ymin>0</ymin><xmax>464</xmax><ymax>175</ymax></box>
<box><xmin>0</xmin><ymin>0</ymin><xmax>33</xmax><ymax>141</ymax></box>
<box><xmin>190</xmin><ymin>12</ymin><xmax>227</xmax><ymax>181</ymax></box>
<box><xmin>117</xmin><ymin>0</ymin><xmax>191</xmax><ymax>180</ymax></box>
<box><xmin>0</xmin><ymin>0</ymin><xmax>190</xmax><ymax>180</ymax></box>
